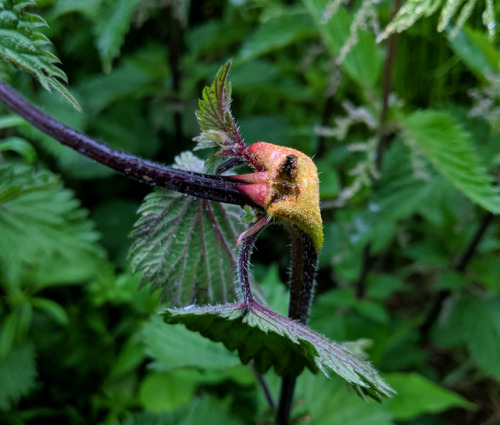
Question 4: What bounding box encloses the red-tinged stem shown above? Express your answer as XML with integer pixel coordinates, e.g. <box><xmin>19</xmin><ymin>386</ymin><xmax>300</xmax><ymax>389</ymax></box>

<box><xmin>238</xmin><ymin>229</ymin><xmax>262</xmax><ymax>307</ymax></box>
<box><xmin>0</xmin><ymin>80</ymin><xmax>260</xmax><ymax>208</ymax></box>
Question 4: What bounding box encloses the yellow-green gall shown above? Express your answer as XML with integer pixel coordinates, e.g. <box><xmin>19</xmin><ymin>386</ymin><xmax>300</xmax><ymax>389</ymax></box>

<box><xmin>240</xmin><ymin>142</ymin><xmax>323</xmax><ymax>251</ymax></box>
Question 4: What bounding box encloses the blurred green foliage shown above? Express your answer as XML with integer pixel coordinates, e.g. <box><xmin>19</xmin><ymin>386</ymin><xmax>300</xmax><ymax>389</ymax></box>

<box><xmin>1</xmin><ymin>0</ymin><xmax>500</xmax><ymax>424</ymax></box>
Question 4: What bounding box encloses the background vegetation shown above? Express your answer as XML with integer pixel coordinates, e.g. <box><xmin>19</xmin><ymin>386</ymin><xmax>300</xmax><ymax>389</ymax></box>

<box><xmin>1</xmin><ymin>0</ymin><xmax>500</xmax><ymax>424</ymax></box>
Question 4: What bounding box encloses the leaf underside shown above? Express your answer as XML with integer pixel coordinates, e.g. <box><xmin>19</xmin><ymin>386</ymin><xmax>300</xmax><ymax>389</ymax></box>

<box><xmin>163</xmin><ymin>301</ymin><xmax>395</xmax><ymax>401</ymax></box>
<box><xmin>129</xmin><ymin>186</ymin><xmax>245</xmax><ymax>307</ymax></box>
<box><xmin>0</xmin><ymin>0</ymin><xmax>80</xmax><ymax>110</ymax></box>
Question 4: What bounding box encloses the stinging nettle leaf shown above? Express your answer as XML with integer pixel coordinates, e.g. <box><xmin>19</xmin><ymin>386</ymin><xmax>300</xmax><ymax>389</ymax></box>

<box><xmin>0</xmin><ymin>161</ymin><xmax>105</xmax><ymax>286</ymax></box>
<box><xmin>194</xmin><ymin>60</ymin><xmax>242</xmax><ymax>151</ymax></box>
<box><xmin>402</xmin><ymin>110</ymin><xmax>500</xmax><ymax>214</ymax></box>
<box><xmin>129</xmin><ymin>152</ymin><xmax>245</xmax><ymax>306</ymax></box>
<box><xmin>163</xmin><ymin>301</ymin><xmax>395</xmax><ymax>401</ymax></box>
<box><xmin>0</xmin><ymin>0</ymin><xmax>81</xmax><ymax>110</ymax></box>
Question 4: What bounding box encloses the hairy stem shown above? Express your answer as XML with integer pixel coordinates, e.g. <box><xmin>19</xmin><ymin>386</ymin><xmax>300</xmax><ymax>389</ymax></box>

<box><xmin>419</xmin><ymin>212</ymin><xmax>495</xmax><ymax>341</ymax></box>
<box><xmin>0</xmin><ymin>81</ymin><xmax>259</xmax><ymax>208</ymax></box>
<box><xmin>276</xmin><ymin>227</ymin><xmax>318</xmax><ymax>425</ymax></box>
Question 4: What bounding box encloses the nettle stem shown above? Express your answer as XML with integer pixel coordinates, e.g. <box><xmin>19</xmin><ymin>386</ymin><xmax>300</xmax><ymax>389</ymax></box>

<box><xmin>0</xmin><ymin>81</ymin><xmax>258</xmax><ymax>208</ymax></box>
<box><xmin>276</xmin><ymin>227</ymin><xmax>318</xmax><ymax>425</ymax></box>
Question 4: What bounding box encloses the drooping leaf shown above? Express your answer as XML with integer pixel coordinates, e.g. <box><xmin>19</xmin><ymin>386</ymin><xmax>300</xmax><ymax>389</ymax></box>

<box><xmin>237</xmin><ymin>9</ymin><xmax>316</xmax><ymax>63</ymax></box>
<box><xmin>463</xmin><ymin>295</ymin><xmax>500</xmax><ymax>381</ymax></box>
<box><xmin>402</xmin><ymin>110</ymin><xmax>500</xmax><ymax>214</ymax></box>
<box><xmin>384</xmin><ymin>373</ymin><xmax>474</xmax><ymax>420</ymax></box>
<box><xmin>129</xmin><ymin>152</ymin><xmax>244</xmax><ymax>306</ymax></box>
<box><xmin>0</xmin><ymin>161</ymin><xmax>106</xmax><ymax>286</ymax></box>
<box><xmin>379</xmin><ymin>0</ymin><xmax>494</xmax><ymax>41</ymax></box>
<box><xmin>163</xmin><ymin>300</ymin><xmax>395</xmax><ymax>401</ymax></box>
<box><xmin>143</xmin><ymin>316</ymin><xmax>240</xmax><ymax>371</ymax></box>
<box><xmin>0</xmin><ymin>0</ymin><xmax>80</xmax><ymax>110</ymax></box>
<box><xmin>93</xmin><ymin>0</ymin><xmax>142</xmax><ymax>73</ymax></box>
<box><xmin>0</xmin><ymin>343</ymin><xmax>37</xmax><ymax>410</ymax></box>
<box><xmin>378</xmin><ymin>0</ymin><xmax>442</xmax><ymax>41</ymax></box>
<box><xmin>0</xmin><ymin>136</ymin><xmax>37</xmax><ymax>162</ymax></box>
<box><xmin>193</xmin><ymin>61</ymin><xmax>242</xmax><ymax>151</ymax></box>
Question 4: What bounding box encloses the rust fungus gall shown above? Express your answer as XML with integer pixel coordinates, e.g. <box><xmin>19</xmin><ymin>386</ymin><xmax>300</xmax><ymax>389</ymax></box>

<box><xmin>235</xmin><ymin>142</ymin><xmax>323</xmax><ymax>251</ymax></box>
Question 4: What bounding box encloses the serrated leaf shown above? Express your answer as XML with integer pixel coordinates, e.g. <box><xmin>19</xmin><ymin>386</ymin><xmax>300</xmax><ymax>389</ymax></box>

<box><xmin>384</xmin><ymin>373</ymin><xmax>474</xmax><ymax>420</ymax></box>
<box><xmin>130</xmin><ymin>152</ymin><xmax>244</xmax><ymax>306</ymax></box>
<box><xmin>94</xmin><ymin>0</ymin><xmax>141</xmax><ymax>73</ymax></box>
<box><xmin>402</xmin><ymin>110</ymin><xmax>500</xmax><ymax>214</ymax></box>
<box><xmin>0</xmin><ymin>161</ymin><xmax>106</xmax><ymax>286</ymax></box>
<box><xmin>0</xmin><ymin>0</ymin><xmax>81</xmax><ymax>110</ymax></box>
<box><xmin>0</xmin><ymin>343</ymin><xmax>37</xmax><ymax>410</ymax></box>
<box><xmin>163</xmin><ymin>301</ymin><xmax>395</xmax><ymax>401</ymax></box>
<box><xmin>143</xmin><ymin>316</ymin><xmax>240</xmax><ymax>371</ymax></box>
<box><xmin>463</xmin><ymin>295</ymin><xmax>500</xmax><ymax>381</ymax></box>
<box><xmin>194</xmin><ymin>61</ymin><xmax>242</xmax><ymax>150</ymax></box>
<box><xmin>130</xmin><ymin>189</ymin><xmax>243</xmax><ymax>306</ymax></box>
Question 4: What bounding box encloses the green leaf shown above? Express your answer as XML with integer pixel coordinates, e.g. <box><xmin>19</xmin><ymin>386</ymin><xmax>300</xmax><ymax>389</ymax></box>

<box><xmin>237</xmin><ymin>9</ymin><xmax>316</xmax><ymax>63</ymax></box>
<box><xmin>123</xmin><ymin>396</ymin><xmax>245</xmax><ymax>425</ymax></box>
<box><xmin>0</xmin><ymin>136</ymin><xmax>37</xmax><ymax>162</ymax></box>
<box><xmin>447</xmin><ymin>26</ymin><xmax>500</xmax><ymax>79</ymax></box>
<box><xmin>0</xmin><ymin>343</ymin><xmax>37</xmax><ymax>410</ymax></box>
<box><xmin>162</xmin><ymin>301</ymin><xmax>395</xmax><ymax>401</ymax></box>
<box><xmin>295</xmin><ymin>370</ymin><xmax>394</xmax><ymax>425</ymax></box>
<box><xmin>378</xmin><ymin>0</ymin><xmax>442</xmax><ymax>41</ymax></box>
<box><xmin>463</xmin><ymin>296</ymin><xmax>500</xmax><ymax>381</ymax></box>
<box><xmin>194</xmin><ymin>61</ymin><xmax>242</xmax><ymax>150</ymax></box>
<box><xmin>303</xmin><ymin>0</ymin><xmax>384</xmax><ymax>87</ymax></box>
<box><xmin>0</xmin><ymin>0</ymin><xmax>81</xmax><ymax>110</ymax></box>
<box><xmin>129</xmin><ymin>152</ymin><xmax>244</xmax><ymax>306</ymax></box>
<box><xmin>30</xmin><ymin>297</ymin><xmax>68</xmax><ymax>325</ymax></box>
<box><xmin>402</xmin><ymin>110</ymin><xmax>500</xmax><ymax>214</ymax></box>
<box><xmin>0</xmin><ymin>161</ymin><xmax>106</xmax><ymax>286</ymax></box>
<box><xmin>384</xmin><ymin>373</ymin><xmax>474</xmax><ymax>420</ymax></box>
<box><xmin>143</xmin><ymin>316</ymin><xmax>240</xmax><ymax>371</ymax></box>
<box><xmin>139</xmin><ymin>371</ymin><xmax>198</xmax><ymax>412</ymax></box>
<box><xmin>93</xmin><ymin>0</ymin><xmax>142</xmax><ymax>73</ymax></box>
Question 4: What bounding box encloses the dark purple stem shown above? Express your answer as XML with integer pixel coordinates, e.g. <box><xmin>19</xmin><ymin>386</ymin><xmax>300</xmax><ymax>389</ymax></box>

<box><xmin>0</xmin><ymin>80</ymin><xmax>259</xmax><ymax>208</ymax></box>
<box><xmin>276</xmin><ymin>227</ymin><xmax>318</xmax><ymax>425</ymax></box>
<box><xmin>237</xmin><ymin>230</ymin><xmax>261</xmax><ymax>307</ymax></box>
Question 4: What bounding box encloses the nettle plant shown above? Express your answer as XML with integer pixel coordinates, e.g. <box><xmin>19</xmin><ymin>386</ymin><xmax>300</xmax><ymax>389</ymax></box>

<box><xmin>0</xmin><ymin>3</ymin><xmax>397</xmax><ymax>424</ymax></box>
<box><xmin>0</xmin><ymin>59</ymin><xmax>394</xmax><ymax>425</ymax></box>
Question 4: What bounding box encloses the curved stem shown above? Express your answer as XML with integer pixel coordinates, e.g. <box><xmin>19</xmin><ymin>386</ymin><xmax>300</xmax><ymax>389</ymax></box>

<box><xmin>0</xmin><ymin>80</ymin><xmax>258</xmax><ymax>208</ymax></box>
<box><xmin>276</xmin><ymin>227</ymin><xmax>318</xmax><ymax>425</ymax></box>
